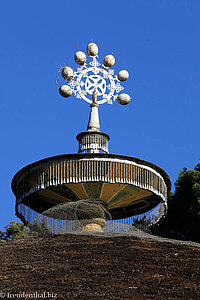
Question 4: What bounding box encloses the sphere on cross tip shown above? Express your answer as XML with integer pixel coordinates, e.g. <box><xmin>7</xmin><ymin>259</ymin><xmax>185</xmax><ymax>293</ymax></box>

<box><xmin>59</xmin><ymin>85</ymin><xmax>72</xmax><ymax>98</ymax></box>
<box><xmin>74</xmin><ymin>51</ymin><xmax>86</xmax><ymax>65</ymax></box>
<box><xmin>103</xmin><ymin>55</ymin><xmax>115</xmax><ymax>68</ymax></box>
<box><xmin>118</xmin><ymin>70</ymin><xmax>129</xmax><ymax>81</ymax></box>
<box><xmin>87</xmin><ymin>43</ymin><xmax>98</xmax><ymax>56</ymax></box>
<box><xmin>117</xmin><ymin>93</ymin><xmax>131</xmax><ymax>105</ymax></box>
<box><xmin>62</xmin><ymin>66</ymin><xmax>74</xmax><ymax>81</ymax></box>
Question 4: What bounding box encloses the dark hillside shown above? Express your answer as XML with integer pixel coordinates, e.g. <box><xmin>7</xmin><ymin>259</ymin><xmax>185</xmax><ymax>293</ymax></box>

<box><xmin>0</xmin><ymin>234</ymin><xmax>199</xmax><ymax>299</ymax></box>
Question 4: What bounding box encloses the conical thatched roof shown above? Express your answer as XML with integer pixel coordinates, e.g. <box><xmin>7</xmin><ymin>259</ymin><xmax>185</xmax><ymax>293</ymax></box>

<box><xmin>0</xmin><ymin>235</ymin><xmax>199</xmax><ymax>299</ymax></box>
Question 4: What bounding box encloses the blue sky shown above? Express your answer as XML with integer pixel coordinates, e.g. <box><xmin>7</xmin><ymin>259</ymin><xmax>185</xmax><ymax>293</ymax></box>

<box><xmin>0</xmin><ymin>0</ymin><xmax>200</xmax><ymax>230</ymax></box>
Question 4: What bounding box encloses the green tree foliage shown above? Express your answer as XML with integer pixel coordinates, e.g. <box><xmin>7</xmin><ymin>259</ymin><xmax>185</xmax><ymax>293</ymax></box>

<box><xmin>28</xmin><ymin>218</ymin><xmax>51</xmax><ymax>237</ymax></box>
<box><xmin>0</xmin><ymin>219</ymin><xmax>52</xmax><ymax>242</ymax></box>
<box><xmin>152</xmin><ymin>163</ymin><xmax>200</xmax><ymax>243</ymax></box>
<box><xmin>0</xmin><ymin>221</ymin><xmax>29</xmax><ymax>242</ymax></box>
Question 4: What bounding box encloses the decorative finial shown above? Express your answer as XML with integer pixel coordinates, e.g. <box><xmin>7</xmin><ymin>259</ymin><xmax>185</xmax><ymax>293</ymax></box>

<box><xmin>57</xmin><ymin>42</ymin><xmax>131</xmax><ymax>106</ymax></box>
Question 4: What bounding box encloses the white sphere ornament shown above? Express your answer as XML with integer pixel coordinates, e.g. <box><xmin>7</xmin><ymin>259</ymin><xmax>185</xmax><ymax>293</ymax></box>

<box><xmin>59</xmin><ymin>85</ymin><xmax>72</xmax><ymax>98</ymax></box>
<box><xmin>62</xmin><ymin>66</ymin><xmax>74</xmax><ymax>80</ymax></box>
<box><xmin>74</xmin><ymin>51</ymin><xmax>86</xmax><ymax>65</ymax></box>
<box><xmin>87</xmin><ymin>43</ymin><xmax>98</xmax><ymax>56</ymax></box>
<box><xmin>117</xmin><ymin>93</ymin><xmax>131</xmax><ymax>105</ymax></box>
<box><xmin>103</xmin><ymin>55</ymin><xmax>115</xmax><ymax>68</ymax></box>
<box><xmin>118</xmin><ymin>70</ymin><xmax>129</xmax><ymax>81</ymax></box>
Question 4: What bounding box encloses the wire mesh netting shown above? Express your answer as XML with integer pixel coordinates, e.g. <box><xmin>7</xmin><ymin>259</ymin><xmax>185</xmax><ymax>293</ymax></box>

<box><xmin>26</xmin><ymin>199</ymin><xmax>200</xmax><ymax>248</ymax></box>
<box><xmin>28</xmin><ymin>199</ymin><xmax>161</xmax><ymax>237</ymax></box>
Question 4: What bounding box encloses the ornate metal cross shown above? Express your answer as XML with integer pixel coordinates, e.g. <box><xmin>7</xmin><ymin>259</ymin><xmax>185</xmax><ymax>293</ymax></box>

<box><xmin>57</xmin><ymin>42</ymin><xmax>131</xmax><ymax>106</ymax></box>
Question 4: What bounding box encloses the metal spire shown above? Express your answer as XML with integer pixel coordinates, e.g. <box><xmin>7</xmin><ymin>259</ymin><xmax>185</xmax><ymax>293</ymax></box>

<box><xmin>87</xmin><ymin>88</ymin><xmax>100</xmax><ymax>132</ymax></box>
<box><xmin>57</xmin><ymin>42</ymin><xmax>131</xmax><ymax>154</ymax></box>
